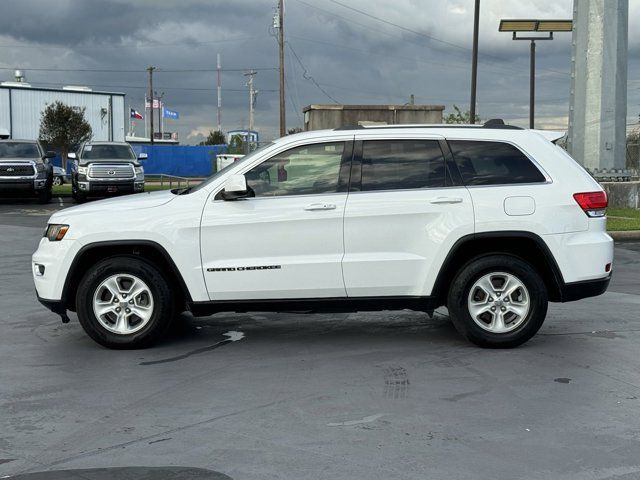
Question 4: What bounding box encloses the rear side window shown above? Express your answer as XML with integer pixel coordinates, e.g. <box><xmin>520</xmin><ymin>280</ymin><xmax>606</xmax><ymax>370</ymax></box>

<box><xmin>361</xmin><ymin>140</ymin><xmax>446</xmax><ymax>191</ymax></box>
<box><xmin>448</xmin><ymin>141</ymin><xmax>545</xmax><ymax>186</ymax></box>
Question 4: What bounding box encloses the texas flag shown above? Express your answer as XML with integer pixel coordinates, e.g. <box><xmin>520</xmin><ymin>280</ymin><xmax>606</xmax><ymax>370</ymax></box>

<box><xmin>130</xmin><ymin>108</ymin><xmax>143</xmax><ymax>120</ymax></box>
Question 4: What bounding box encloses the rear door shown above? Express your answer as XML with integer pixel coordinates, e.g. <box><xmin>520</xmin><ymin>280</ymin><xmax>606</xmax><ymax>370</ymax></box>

<box><xmin>342</xmin><ymin>133</ymin><xmax>474</xmax><ymax>297</ymax></box>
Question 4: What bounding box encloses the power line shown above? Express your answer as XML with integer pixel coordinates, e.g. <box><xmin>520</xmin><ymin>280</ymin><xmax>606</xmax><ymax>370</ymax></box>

<box><xmin>0</xmin><ymin>36</ymin><xmax>267</xmax><ymax>50</ymax></box>
<box><xmin>286</xmin><ymin>42</ymin><xmax>339</xmax><ymax>103</ymax></box>
<box><xmin>0</xmin><ymin>66</ymin><xmax>277</xmax><ymax>73</ymax></box>
<box><xmin>322</xmin><ymin>0</ymin><xmax>569</xmax><ymax>77</ymax></box>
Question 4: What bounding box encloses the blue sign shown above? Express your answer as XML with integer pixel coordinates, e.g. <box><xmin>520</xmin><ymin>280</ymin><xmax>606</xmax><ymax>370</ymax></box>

<box><xmin>163</xmin><ymin>107</ymin><xmax>179</xmax><ymax>119</ymax></box>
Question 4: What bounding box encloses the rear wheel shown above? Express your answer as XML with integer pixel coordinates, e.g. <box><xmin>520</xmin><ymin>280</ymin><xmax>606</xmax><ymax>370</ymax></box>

<box><xmin>447</xmin><ymin>255</ymin><xmax>548</xmax><ymax>348</ymax></box>
<box><xmin>76</xmin><ymin>256</ymin><xmax>175</xmax><ymax>349</ymax></box>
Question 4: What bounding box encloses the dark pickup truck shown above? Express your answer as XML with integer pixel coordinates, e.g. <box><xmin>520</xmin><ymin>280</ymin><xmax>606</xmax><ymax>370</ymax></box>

<box><xmin>0</xmin><ymin>139</ymin><xmax>54</xmax><ymax>203</ymax></box>
<box><xmin>69</xmin><ymin>142</ymin><xmax>147</xmax><ymax>203</ymax></box>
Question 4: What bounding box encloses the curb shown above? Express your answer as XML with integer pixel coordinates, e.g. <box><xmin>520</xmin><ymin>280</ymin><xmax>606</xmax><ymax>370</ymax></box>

<box><xmin>609</xmin><ymin>231</ymin><xmax>640</xmax><ymax>241</ymax></box>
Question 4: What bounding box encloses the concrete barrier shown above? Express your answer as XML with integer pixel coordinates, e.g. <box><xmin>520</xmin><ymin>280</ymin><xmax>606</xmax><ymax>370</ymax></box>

<box><xmin>600</xmin><ymin>182</ymin><xmax>640</xmax><ymax>209</ymax></box>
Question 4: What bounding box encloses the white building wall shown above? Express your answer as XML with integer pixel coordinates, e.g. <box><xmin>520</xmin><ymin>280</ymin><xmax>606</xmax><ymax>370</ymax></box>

<box><xmin>0</xmin><ymin>87</ymin><xmax>125</xmax><ymax>142</ymax></box>
<box><xmin>0</xmin><ymin>89</ymin><xmax>9</xmax><ymax>132</ymax></box>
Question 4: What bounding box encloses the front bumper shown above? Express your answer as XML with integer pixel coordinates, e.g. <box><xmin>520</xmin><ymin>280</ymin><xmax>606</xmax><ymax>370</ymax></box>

<box><xmin>78</xmin><ymin>180</ymin><xmax>144</xmax><ymax>195</ymax></box>
<box><xmin>36</xmin><ymin>293</ymin><xmax>66</xmax><ymax>315</ymax></box>
<box><xmin>0</xmin><ymin>178</ymin><xmax>47</xmax><ymax>194</ymax></box>
<box><xmin>32</xmin><ymin>237</ymin><xmax>79</xmax><ymax>304</ymax></box>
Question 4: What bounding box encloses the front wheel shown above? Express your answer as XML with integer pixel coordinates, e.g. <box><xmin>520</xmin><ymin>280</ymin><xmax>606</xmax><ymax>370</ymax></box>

<box><xmin>53</xmin><ymin>176</ymin><xmax>63</xmax><ymax>186</ymax></box>
<box><xmin>76</xmin><ymin>256</ymin><xmax>175</xmax><ymax>349</ymax></box>
<box><xmin>447</xmin><ymin>255</ymin><xmax>548</xmax><ymax>348</ymax></box>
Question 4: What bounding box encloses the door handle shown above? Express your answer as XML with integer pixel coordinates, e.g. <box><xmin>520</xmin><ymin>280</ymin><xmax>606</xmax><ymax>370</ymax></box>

<box><xmin>304</xmin><ymin>203</ymin><xmax>336</xmax><ymax>211</ymax></box>
<box><xmin>429</xmin><ymin>197</ymin><xmax>463</xmax><ymax>204</ymax></box>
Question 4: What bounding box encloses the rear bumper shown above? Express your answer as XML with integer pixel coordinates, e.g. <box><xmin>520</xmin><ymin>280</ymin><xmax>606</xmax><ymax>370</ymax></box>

<box><xmin>560</xmin><ymin>275</ymin><xmax>611</xmax><ymax>302</ymax></box>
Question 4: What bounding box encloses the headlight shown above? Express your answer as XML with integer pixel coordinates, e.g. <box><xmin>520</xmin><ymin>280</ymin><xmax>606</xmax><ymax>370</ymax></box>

<box><xmin>35</xmin><ymin>163</ymin><xmax>46</xmax><ymax>173</ymax></box>
<box><xmin>44</xmin><ymin>224</ymin><xmax>69</xmax><ymax>241</ymax></box>
<box><xmin>77</xmin><ymin>166</ymin><xmax>88</xmax><ymax>175</ymax></box>
<box><xmin>134</xmin><ymin>166</ymin><xmax>144</xmax><ymax>175</ymax></box>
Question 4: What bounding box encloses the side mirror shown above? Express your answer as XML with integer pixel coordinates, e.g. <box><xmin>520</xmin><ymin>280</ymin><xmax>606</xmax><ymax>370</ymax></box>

<box><xmin>221</xmin><ymin>174</ymin><xmax>253</xmax><ymax>201</ymax></box>
<box><xmin>68</xmin><ymin>152</ymin><xmax>77</xmax><ymax>160</ymax></box>
<box><xmin>44</xmin><ymin>151</ymin><xmax>56</xmax><ymax>159</ymax></box>
<box><xmin>137</xmin><ymin>153</ymin><xmax>148</xmax><ymax>161</ymax></box>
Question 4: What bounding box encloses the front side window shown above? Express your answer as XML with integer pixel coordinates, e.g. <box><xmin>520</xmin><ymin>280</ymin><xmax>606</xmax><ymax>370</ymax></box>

<box><xmin>0</xmin><ymin>142</ymin><xmax>40</xmax><ymax>158</ymax></box>
<box><xmin>360</xmin><ymin>140</ymin><xmax>446</xmax><ymax>191</ymax></box>
<box><xmin>448</xmin><ymin>140</ymin><xmax>546</xmax><ymax>186</ymax></box>
<box><xmin>82</xmin><ymin>145</ymin><xmax>135</xmax><ymax>160</ymax></box>
<box><xmin>246</xmin><ymin>142</ymin><xmax>345</xmax><ymax>197</ymax></box>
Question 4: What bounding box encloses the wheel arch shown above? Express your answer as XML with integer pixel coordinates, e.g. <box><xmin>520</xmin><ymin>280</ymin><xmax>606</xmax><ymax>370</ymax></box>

<box><xmin>432</xmin><ymin>231</ymin><xmax>565</xmax><ymax>304</ymax></box>
<box><xmin>62</xmin><ymin>240</ymin><xmax>192</xmax><ymax>312</ymax></box>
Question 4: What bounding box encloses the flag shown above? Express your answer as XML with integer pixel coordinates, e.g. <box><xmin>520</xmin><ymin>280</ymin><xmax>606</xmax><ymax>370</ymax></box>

<box><xmin>163</xmin><ymin>107</ymin><xmax>179</xmax><ymax>120</ymax></box>
<box><xmin>130</xmin><ymin>108</ymin><xmax>143</xmax><ymax>119</ymax></box>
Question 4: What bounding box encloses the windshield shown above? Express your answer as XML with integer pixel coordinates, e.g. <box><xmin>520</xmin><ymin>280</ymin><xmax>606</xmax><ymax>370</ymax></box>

<box><xmin>0</xmin><ymin>142</ymin><xmax>40</xmax><ymax>159</ymax></box>
<box><xmin>82</xmin><ymin>144</ymin><xmax>135</xmax><ymax>160</ymax></box>
<box><xmin>188</xmin><ymin>142</ymin><xmax>274</xmax><ymax>193</ymax></box>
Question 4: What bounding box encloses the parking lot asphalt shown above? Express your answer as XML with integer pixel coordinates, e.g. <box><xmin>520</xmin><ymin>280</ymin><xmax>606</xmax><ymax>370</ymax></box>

<box><xmin>1</xmin><ymin>200</ymin><xmax>640</xmax><ymax>480</ymax></box>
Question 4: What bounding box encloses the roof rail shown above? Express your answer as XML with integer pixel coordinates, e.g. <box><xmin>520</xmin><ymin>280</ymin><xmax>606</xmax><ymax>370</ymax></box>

<box><xmin>483</xmin><ymin>119</ymin><xmax>523</xmax><ymax>130</ymax></box>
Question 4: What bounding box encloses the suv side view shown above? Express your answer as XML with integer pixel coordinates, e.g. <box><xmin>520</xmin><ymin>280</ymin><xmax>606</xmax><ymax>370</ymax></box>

<box><xmin>33</xmin><ymin>121</ymin><xmax>613</xmax><ymax>349</ymax></box>
<box><xmin>0</xmin><ymin>139</ymin><xmax>55</xmax><ymax>203</ymax></box>
<box><xmin>69</xmin><ymin>142</ymin><xmax>146</xmax><ymax>202</ymax></box>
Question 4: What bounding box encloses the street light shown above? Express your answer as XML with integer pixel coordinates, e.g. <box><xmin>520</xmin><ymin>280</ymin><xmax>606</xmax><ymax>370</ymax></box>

<box><xmin>499</xmin><ymin>19</ymin><xmax>573</xmax><ymax>129</ymax></box>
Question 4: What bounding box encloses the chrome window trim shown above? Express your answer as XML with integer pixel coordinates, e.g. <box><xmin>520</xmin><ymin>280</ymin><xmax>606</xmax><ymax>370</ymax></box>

<box><xmin>445</xmin><ymin>138</ymin><xmax>553</xmax><ymax>185</ymax></box>
<box><xmin>210</xmin><ymin>136</ymin><xmax>353</xmax><ymax>201</ymax></box>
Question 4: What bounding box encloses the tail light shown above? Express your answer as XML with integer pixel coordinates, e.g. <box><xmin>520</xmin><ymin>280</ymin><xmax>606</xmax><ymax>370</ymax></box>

<box><xmin>573</xmin><ymin>191</ymin><xmax>607</xmax><ymax>217</ymax></box>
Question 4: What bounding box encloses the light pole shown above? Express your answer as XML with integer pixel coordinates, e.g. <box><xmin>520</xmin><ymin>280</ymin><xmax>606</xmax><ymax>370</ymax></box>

<box><xmin>499</xmin><ymin>19</ymin><xmax>573</xmax><ymax>129</ymax></box>
<box><xmin>469</xmin><ymin>0</ymin><xmax>480</xmax><ymax>124</ymax></box>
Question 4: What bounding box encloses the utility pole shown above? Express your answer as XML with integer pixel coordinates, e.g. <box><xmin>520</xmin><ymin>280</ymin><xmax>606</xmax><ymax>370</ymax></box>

<box><xmin>276</xmin><ymin>0</ymin><xmax>286</xmax><ymax>136</ymax></box>
<box><xmin>147</xmin><ymin>66</ymin><xmax>155</xmax><ymax>144</ymax></box>
<box><xmin>469</xmin><ymin>0</ymin><xmax>480</xmax><ymax>124</ymax></box>
<box><xmin>217</xmin><ymin>53</ymin><xmax>222</xmax><ymax>132</ymax></box>
<box><xmin>244</xmin><ymin>70</ymin><xmax>258</xmax><ymax>154</ymax></box>
<box><xmin>155</xmin><ymin>91</ymin><xmax>164</xmax><ymax>138</ymax></box>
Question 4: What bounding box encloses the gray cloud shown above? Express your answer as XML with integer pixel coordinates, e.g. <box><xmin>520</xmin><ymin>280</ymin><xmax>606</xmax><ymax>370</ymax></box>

<box><xmin>0</xmin><ymin>0</ymin><xmax>637</xmax><ymax>143</ymax></box>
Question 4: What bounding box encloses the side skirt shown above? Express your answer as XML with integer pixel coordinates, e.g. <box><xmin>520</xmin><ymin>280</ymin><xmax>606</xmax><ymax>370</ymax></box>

<box><xmin>188</xmin><ymin>296</ymin><xmax>439</xmax><ymax>317</ymax></box>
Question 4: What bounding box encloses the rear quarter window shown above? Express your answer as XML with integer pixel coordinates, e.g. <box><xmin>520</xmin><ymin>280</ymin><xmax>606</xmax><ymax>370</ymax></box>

<box><xmin>448</xmin><ymin>140</ymin><xmax>546</xmax><ymax>186</ymax></box>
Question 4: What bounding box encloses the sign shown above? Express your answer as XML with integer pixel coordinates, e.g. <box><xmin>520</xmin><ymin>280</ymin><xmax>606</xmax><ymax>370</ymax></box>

<box><xmin>145</xmin><ymin>99</ymin><xmax>163</xmax><ymax>109</ymax></box>
<box><xmin>163</xmin><ymin>107</ymin><xmax>179</xmax><ymax>120</ymax></box>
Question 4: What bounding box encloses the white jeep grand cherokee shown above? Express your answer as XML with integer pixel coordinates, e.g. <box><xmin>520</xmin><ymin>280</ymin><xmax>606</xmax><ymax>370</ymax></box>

<box><xmin>32</xmin><ymin>121</ymin><xmax>613</xmax><ymax>349</ymax></box>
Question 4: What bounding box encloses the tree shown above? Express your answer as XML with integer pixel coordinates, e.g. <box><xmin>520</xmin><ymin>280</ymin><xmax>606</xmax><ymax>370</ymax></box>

<box><xmin>198</xmin><ymin>130</ymin><xmax>226</xmax><ymax>146</ymax></box>
<box><xmin>39</xmin><ymin>101</ymin><xmax>92</xmax><ymax>169</ymax></box>
<box><xmin>444</xmin><ymin>105</ymin><xmax>480</xmax><ymax>125</ymax></box>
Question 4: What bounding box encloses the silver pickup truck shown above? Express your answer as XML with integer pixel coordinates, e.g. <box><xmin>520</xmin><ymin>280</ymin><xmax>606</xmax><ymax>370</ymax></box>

<box><xmin>0</xmin><ymin>139</ymin><xmax>55</xmax><ymax>203</ymax></box>
<box><xmin>69</xmin><ymin>142</ymin><xmax>147</xmax><ymax>203</ymax></box>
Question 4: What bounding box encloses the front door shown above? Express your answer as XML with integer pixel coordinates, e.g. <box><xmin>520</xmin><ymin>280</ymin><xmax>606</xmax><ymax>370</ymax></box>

<box><xmin>200</xmin><ymin>139</ymin><xmax>352</xmax><ymax>301</ymax></box>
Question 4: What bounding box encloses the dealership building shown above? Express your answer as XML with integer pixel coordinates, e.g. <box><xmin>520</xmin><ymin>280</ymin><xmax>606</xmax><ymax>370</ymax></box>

<box><xmin>0</xmin><ymin>74</ymin><xmax>125</xmax><ymax>142</ymax></box>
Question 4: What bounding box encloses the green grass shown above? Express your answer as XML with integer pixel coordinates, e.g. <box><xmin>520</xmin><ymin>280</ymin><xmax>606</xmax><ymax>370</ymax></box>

<box><xmin>52</xmin><ymin>183</ymin><xmax>173</xmax><ymax>195</ymax></box>
<box><xmin>607</xmin><ymin>207</ymin><xmax>640</xmax><ymax>231</ymax></box>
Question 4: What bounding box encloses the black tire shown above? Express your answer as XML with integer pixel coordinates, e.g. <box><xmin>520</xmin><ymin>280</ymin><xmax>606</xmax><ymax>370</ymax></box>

<box><xmin>76</xmin><ymin>256</ymin><xmax>175</xmax><ymax>349</ymax></box>
<box><xmin>447</xmin><ymin>254</ymin><xmax>548</xmax><ymax>349</ymax></box>
<box><xmin>36</xmin><ymin>188</ymin><xmax>52</xmax><ymax>204</ymax></box>
<box><xmin>53</xmin><ymin>176</ymin><xmax>62</xmax><ymax>186</ymax></box>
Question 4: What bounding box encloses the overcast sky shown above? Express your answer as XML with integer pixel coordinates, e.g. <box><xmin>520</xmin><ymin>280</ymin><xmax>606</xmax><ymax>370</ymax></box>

<box><xmin>0</xmin><ymin>0</ymin><xmax>638</xmax><ymax>144</ymax></box>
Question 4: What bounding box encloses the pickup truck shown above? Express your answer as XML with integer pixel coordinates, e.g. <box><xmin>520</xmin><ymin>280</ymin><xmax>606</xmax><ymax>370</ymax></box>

<box><xmin>0</xmin><ymin>139</ymin><xmax>55</xmax><ymax>203</ymax></box>
<box><xmin>69</xmin><ymin>142</ymin><xmax>147</xmax><ymax>203</ymax></box>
